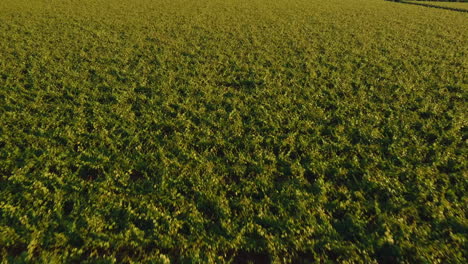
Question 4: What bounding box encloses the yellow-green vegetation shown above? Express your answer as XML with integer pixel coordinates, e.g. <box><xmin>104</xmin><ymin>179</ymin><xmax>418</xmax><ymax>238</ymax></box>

<box><xmin>0</xmin><ymin>0</ymin><xmax>467</xmax><ymax>263</ymax></box>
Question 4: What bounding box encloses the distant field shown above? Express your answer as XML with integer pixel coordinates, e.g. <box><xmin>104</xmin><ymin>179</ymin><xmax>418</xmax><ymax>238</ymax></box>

<box><xmin>407</xmin><ymin>1</ymin><xmax>468</xmax><ymax>10</ymax></box>
<box><xmin>0</xmin><ymin>0</ymin><xmax>467</xmax><ymax>263</ymax></box>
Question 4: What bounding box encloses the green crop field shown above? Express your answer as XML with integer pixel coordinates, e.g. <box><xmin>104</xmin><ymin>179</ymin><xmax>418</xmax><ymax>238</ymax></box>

<box><xmin>0</xmin><ymin>0</ymin><xmax>467</xmax><ymax>263</ymax></box>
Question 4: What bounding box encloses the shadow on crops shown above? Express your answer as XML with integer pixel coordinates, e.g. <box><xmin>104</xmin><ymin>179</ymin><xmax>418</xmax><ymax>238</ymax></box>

<box><xmin>231</xmin><ymin>250</ymin><xmax>270</xmax><ymax>263</ymax></box>
<box><xmin>4</xmin><ymin>244</ymin><xmax>27</xmax><ymax>259</ymax></box>
<box><xmin>77</xmin><ymin>165</ymin><xmax>103</xmax><ymax>181</ymax></box>
<box><xmin>216</xmin><ymin>79</ymin><xmax>265</xmax><ymax>90</ymax></box>
<box><xmin>388</xmin><ymin>0</ymin><xmax>468</xmax><ymax>13</ymax></box>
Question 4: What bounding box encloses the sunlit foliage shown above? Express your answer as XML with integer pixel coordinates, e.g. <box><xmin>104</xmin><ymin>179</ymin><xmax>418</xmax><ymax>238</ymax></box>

<box><xmin>0</xmin><ymin>0</ymin><xmax>466</xmax><ymax>262</ymax></box>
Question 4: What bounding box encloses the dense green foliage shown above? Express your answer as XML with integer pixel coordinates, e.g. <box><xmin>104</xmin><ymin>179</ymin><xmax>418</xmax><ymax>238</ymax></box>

<box><xmin>1</xmin><ymin>0</ymin><xmax>467</xmax><ymax>263</ymax></box>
